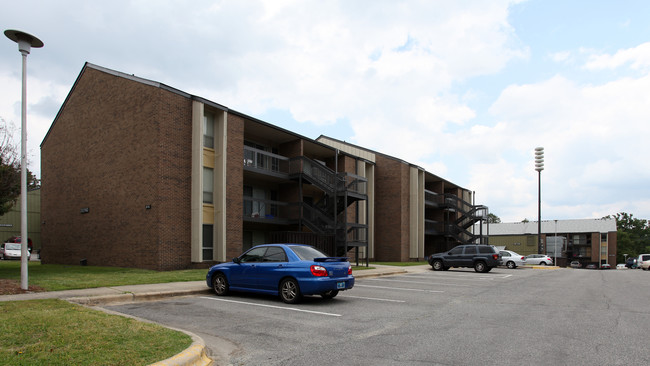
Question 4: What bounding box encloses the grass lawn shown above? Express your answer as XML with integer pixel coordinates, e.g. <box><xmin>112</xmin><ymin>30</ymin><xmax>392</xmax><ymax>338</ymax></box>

<box><xmin>0</xmin><ymin>299</ymin><xmax>191</xmax><ymax>366</ymax></box>
<box><xmin>0</xmin><ymin>260</ymin><xmax>426</xmax><ymax>293</ymax></box>
<box><xmin>0</xmin><ymin>259</ymin><xmax>425</xmax><ymax>365</ymax></box>
<box><xmin>0</xmin><ymin>261</ymin><xmax>207</xmax><ymax>291</ymax></box>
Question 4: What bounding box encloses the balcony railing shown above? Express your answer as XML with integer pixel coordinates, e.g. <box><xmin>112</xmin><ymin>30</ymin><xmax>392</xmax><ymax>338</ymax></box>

<box><xmin>243</xmin><ymin>146</ymin><xmax>290</xmax><ymax>175</ymax></box>
<box><xmin>289</xmin><ymin>156</ymin><xmax>337</xmax><ymax>192</ymax></box>
<box><xmin>425</xmin><ymin>219</ymin><xmax>444</xmax><ymax>235</ymax></box>
<box><xmin>338</xmin><ymin>173</ymin><xmax>367</xmax><ymax>196</ymax></box>
<box><xmin>243</xmin><ymin>197</ymin><xmax>297</xmax><ymax>222</ymax></box>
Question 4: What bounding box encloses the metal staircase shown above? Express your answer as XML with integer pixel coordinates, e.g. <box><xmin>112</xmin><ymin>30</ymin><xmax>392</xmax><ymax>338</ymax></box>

<box><xmin>289</xmin><ymin>156</ymin><xmax>368</xmax><ymax>256</ymax></box>
<box><xmin>434</xmin><ymin>193</ymin><xmax>488</xmax><ymax>244</ymax></box>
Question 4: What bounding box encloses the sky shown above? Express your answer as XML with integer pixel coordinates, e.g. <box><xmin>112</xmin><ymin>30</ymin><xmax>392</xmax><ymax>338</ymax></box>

<box><xmin>1</xmin><ymin>0</ymin><xmax>649</xmax><ymax>223</ymax></box>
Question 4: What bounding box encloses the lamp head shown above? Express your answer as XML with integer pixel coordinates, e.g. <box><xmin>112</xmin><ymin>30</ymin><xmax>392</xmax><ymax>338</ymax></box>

<box><xmin>4</xmin><ymin>29</ymin><xmax>43</xmax><ymax>55</ymax></box>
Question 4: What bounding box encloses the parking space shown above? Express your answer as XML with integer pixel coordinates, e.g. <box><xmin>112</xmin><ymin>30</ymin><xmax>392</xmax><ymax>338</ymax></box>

<box><xmin>107</xmin><ymin>267</ymin><xmax>650</xmax><ymax>366</ymax></box>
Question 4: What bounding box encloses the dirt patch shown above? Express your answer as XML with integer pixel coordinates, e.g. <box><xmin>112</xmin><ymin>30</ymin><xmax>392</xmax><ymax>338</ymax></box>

<box><xmin>0</xmin><ymin>279</ymin><xmax>46</xmax><ymax>295</ymax></box>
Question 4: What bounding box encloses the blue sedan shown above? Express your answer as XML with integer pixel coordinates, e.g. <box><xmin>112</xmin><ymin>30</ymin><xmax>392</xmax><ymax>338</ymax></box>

<box><xmin>206</xmin><ymin>244</ymin><xmax>355</xmax><ymax>304</ymax></box>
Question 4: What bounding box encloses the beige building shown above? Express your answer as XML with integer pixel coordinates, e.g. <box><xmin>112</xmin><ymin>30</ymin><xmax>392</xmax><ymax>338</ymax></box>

<box><xmin>478</xmin><ymin>218</ymin><xmax>617</xmax><ymax>267</ymax></box>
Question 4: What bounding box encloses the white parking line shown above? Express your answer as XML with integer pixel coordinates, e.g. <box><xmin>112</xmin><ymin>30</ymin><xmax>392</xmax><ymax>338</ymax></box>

<box><xmin>340</xmin><ymin>295</ymin><xmax>406</xmax><ymax>303</ymax></box>
<box><xmin>355</xmin><ymin>284</ymin><xmax>444</xmax><ymax>293</ymax></box>
<box><xmin>200</xmin><ymin>297</ymin><xmax>342</xmax><ymax>317</ymax></box>
<box><xmin>405</xmin><ymin>274</ymin><xmax>511</xmax><ymax>281</ymax></box>
<box><xmin>366</xmin><ymin>278</ymin><xmax>471</xmax><ymax>287</ymax></box>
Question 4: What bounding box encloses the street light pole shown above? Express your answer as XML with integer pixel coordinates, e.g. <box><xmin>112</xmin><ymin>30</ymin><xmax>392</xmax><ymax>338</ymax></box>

<box><xmin>535</xmin><ymin>147</ymin><xmax>544</xmax><ymax>255</ymax></box>
<box><xmin>4</xmin><ymin>29</ymin><xmax>43</xmax><ymax>291</ymax></box>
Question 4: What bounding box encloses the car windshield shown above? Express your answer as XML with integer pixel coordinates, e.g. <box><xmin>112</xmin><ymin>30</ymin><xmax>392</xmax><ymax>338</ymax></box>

<box><xmin>289</xmin><ymin>245</ymin><xmax>328</xmax><ymax>261</ymax></box>
<box><xmin>5</xmin><ymin>243</ymin><xmax>21</xmax><ymax>250</ymax></box>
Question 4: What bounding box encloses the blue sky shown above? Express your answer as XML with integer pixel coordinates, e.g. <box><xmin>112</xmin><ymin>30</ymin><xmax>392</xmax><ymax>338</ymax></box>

<box><xmin>2</xmin><ymin>0</ymin><xmax>649</xmax><ymax>222</ymax></box>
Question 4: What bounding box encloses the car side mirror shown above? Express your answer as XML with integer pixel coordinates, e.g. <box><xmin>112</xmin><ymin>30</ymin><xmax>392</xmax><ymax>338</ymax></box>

<box><xmin>233</xmin><ymin>257</ymin><xmax>241</xmax><ymax>264</ymax></box>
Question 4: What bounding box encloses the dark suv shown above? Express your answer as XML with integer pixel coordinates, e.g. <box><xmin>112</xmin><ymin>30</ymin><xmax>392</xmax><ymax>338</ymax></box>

<box><xmin>427</xmin><ymin>244</ymin><xmax>500</xmax><ymax>273</ymax></box>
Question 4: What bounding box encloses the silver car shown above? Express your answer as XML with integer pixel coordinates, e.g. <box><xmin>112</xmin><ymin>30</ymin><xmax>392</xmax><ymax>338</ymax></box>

<box><xmin>524</xmin><ymin>254</ymin><xmax>553</xmax><ymax>265</ymax></box>
<box><xmin>499</xmin><ymin>250</ymin><xmax>525</xmax><ymax>269</ymax></box>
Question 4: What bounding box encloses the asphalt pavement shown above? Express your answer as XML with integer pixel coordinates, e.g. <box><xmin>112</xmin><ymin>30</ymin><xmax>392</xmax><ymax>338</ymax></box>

<box><xmin>0</xmin><ymin>264</ymin><xmax>433</xmax><ymax>366</ymax></box>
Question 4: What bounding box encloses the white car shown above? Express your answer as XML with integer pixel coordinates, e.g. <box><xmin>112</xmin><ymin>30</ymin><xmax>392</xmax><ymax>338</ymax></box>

<box><xmin>639</xmin><ymin>254</ymin><xmax>650</xmax><ymax>270</ymax></box>
<box><xmin>524</xmin><ymin>254</ymin><xmax>553</xmax><ymax>266</ymax></box>
<box><xmin>499</xmin><ymin>250</ymin><xmax>525</xmax><ymax>269</ymax></box>
<box><xmin>1</xmin><ymin>243</ymin><xmax>30</xmax><ymax>260</ymax></box>
<box><xmin>616</xmin><ymin>263</ymin><xmax>627</xmax><ymax>270</ymax></box>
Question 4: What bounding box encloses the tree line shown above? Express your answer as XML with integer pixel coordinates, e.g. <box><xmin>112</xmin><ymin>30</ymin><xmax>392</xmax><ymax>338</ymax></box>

<box><xmin>0</xmin><ymin>117</ymin><xmax>40</xmax><ymax>216</ymax></box>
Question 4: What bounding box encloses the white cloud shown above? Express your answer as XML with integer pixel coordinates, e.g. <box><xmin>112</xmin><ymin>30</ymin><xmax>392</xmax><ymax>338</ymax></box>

<box><xmin>3</xmin><ymin>0</ymin><xmax>649</xmax><ymax>223</ymax></box>
<box><xmin>585</xmin><ymin>42</ymin><xmax>650</xmax><ymax>71</ymax></box>
<box><xmin>464</xmin><ymin>68</ymin><xmax>650</xmax><ymax>221</ymax></box>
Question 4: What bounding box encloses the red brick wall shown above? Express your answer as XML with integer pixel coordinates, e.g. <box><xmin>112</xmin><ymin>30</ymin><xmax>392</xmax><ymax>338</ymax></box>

<box><xmin>225</xmin><ymin>114</ymin><xmax>245</xmax><ymax>259</ymax></box>
<box><xmin>41</xmin><ymin>66</ymin><xmax>193</xmax><ymax>270</ymax></box>
<box><xmin>374</xmin><ymin>155</ymin><xmax>410</xmax><ymax>261</ymax></box>
<box><xmin>607</xmin><ymin>231</ymin><xmax>617</xmax><ymax>264</ymax></box>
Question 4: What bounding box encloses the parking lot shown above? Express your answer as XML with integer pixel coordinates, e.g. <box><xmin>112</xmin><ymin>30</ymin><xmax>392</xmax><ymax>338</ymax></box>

<box><xmin>108</xmin><ymin>267</ymin><xmax>650</xmax><ymax>365</ymax></box>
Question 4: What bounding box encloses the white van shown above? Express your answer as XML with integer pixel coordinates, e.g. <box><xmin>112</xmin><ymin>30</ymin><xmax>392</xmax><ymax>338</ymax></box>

<box><xmin>637</xmin><ymin>254</ymin><xmax>650</xmax><ymax>270</ymax></box>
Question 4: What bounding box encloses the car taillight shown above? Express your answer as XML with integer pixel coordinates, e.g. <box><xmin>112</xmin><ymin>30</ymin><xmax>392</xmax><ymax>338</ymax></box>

<box><xmin>310</xmin><ymin>265</ymin><xmax>328</xmax><ymax>277</ymax></box>
<box><xmin>492</xmin><ymin>254</ymin><xmax>499</xmax><ymax>260</ymax></box>
<box><xmin>348</xmin><ymin>265</ymin><xmax>352</xmax><ymax>275</ymax></box>
<box><xmin>520</xmin><ymin>257</ymin><xmax>524</xmax><ymax>260</ymax></box>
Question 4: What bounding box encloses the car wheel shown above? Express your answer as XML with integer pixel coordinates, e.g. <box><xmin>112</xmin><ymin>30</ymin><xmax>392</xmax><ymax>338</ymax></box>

<box><xmin>431</xmin><ymin>259</ymin><xmax>444</xmax><ymax>271</ymax></box>
<box><xmin>474</xmin><ymin>261</ymin><xmax>487</xmax><ymax>273</ymax></box>
<box><xmin>540</xmin><ymin>262</ymin><xmax>547</xmax><ymax>266</ymax></box>
<box><xmin>321</xmin><ymin>290</ymin><xmax>339</xmax><ymax>299</ymax></box>
<box><xmin>212</xmin><ymin>273</ymin><xmax>229</xmax><ymax>296</ymax></box>
<box><xmin>506</xmin><ymin>261</ymin><xmax>516</xmax><ymax>269</ymax></box>
<box><xmin>280</xmin><ymin>278</ymin><xmax>302</xmax><ymax>304</ymax></box>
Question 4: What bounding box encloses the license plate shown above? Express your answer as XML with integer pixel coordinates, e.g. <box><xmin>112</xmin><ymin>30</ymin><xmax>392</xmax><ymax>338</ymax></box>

<box><xmin>337</xmin><ymin>281</ymin><xmax>345</xmax><ymax>289</ymax></box>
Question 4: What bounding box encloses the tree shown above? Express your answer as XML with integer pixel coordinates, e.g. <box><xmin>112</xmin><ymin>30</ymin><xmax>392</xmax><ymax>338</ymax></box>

<box><xmin>0</xmin><ymin>117</ymin><xmax>39</xmax><ymax>216</ymax></box>
<box><xmin>604</xmin><ymin>212</ymin><xmax>650</xmax><ymax>263</ymax></box>
<box><xmin>487</xmin><ymin>213</ymin><xmax>501</xmax><ymax>224</ymax></box>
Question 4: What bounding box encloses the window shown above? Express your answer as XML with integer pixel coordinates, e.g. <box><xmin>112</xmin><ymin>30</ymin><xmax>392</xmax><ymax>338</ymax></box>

<box><xmin>464</xmin><ymin>246</ymin><xmax>477</xmax><ymax>255</ymax></box>
<box><xmin>202</xmin><ymin>224</ymin><xmax>213</xmax><ymax>261</ymax></box>
<box><xmin>240</xmin><ymin>247</ymin><xmax>267</xmax><ymax>262</ymax></box>
<box><xmin>203</xmin><ymin>167</ymin><xmax>213</xmax><ymax>204</ymax></box>
<box><xmin>203</xmin><ymin>113</ymin><xmax>214</xmax><ymax>148</ymax></box>
<box><xmin>290</xmin><ymin>245</ymin><xmax>328</xmax><ymax>261</ymax></box>
<box><xmin>264</xmin><ymin>247</ymin><xmax>287</xmax><ymax>262</ymax></box>
<box><xmin>478</xmin><ymin>246</ymin><xmax>494</xmax><ymax>254</ymax></box>
<box><xmin>243</xmin><ymin>186</ymin><xmax>252</xmax><ymax>216</ymax></box>
<box><xmin>449</xmin><ymin>246</ymin><xmax>464</xmax><ymax>255</ymax></box>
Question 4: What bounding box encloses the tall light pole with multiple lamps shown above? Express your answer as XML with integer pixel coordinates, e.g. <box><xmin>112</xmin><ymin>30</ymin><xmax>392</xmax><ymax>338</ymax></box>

<box><xmin>4</xmin><ymin>29</ymin><xmax>44</xmax><ymax>290</ymax></box>
<box><xmin>535</xmin><ymin>147</ymin><xmax>544</xmax><ymax>255</ymax></box>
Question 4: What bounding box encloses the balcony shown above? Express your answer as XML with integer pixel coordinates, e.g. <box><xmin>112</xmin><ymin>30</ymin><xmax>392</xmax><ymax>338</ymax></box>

<box><xmin>243</xmin><ymin>146</ymin><xmax>290</xmax><ymax>178</ymax></box>
<box><xmin>243</xmin><ymin>197</ymin><xmax>297</xmax><ymax>225</ymax></box>
<box><xmin>425</xmin><ymin>190</ymin><xmax>444</xmax><ymax>207</ymax></box>
<box><xmin>338</xmin><ymin>172</ymin><xmax>367</xmax><ymax>197</ymax></box>
<box><xmin>425</xmin><ymin>219</ymin><xmax>444</xmax><ymax>235</ymax></box>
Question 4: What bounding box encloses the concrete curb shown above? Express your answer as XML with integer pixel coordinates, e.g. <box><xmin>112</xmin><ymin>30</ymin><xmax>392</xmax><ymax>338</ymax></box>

<box><xmin>149</xmin><ymin>340</ymin><xmax>212</xmax><ymax>366</ymax></box>
<box><xmin>67</xmin><ymin>288</ymin><xmax>213</xmax><ymax>306</ymax></box>
<box><xmin>86</xmin><ymin>300</ymin><xmax>214</xmax><ymax>366</ymax></box>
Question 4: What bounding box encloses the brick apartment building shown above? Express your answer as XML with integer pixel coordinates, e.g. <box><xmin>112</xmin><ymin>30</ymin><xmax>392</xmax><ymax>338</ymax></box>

<box><xmin>317</xmin><ymin>136</ymin><xmax>488</xmax><ymax>261</ymax></box>
<box><xmin>40</xmin><ymin>63</ymin><xmax>488</xmax><ymax>270</ymax></box>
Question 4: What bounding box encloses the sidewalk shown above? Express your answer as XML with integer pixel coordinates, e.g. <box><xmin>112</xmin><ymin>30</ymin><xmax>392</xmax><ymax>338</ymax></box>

<box><xmin>0</xmin><ymin>264</ymin><xmax>429</xmax><ymax>304</ymax></box>
<box><xmin>0</xmin><ymin>264</ymin><xmax>429</xmax><ymax>366</ymax></box>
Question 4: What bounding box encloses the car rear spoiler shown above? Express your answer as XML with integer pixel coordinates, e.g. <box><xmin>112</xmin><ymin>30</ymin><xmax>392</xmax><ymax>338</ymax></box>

<box><xmin>313</xmin><ymin>257</ymin><xmax>349</xmax><ymax>262</ymax></box>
